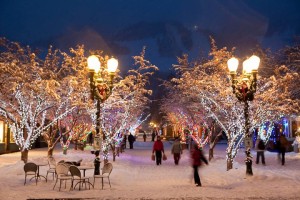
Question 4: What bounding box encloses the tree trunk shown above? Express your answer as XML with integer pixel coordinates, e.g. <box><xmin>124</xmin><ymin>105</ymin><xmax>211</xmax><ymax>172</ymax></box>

<box><xmin>209</xmin><ymin>148</ymin><xmax>214</xmax><ymax>161</ymax></box>
<box><xmin>116</xmin><ymin>147</ymin><xmax>120</xmax><ymax>157</ymax></box>
<box><xmin>43</xmin><ymin>125</ymin><xmax>60</xmax><ymax>158</ymax></box>
<box><xmin>209</xmin><ymin>131</ymin><xmax>223</xmax><ymax>161</ymax></box>
<box><xmin>63</xmin><ymin>148</ymin><xmax>67</xmax><ymax>155</ymax></box>
<box><xmin>47</xmin><ymin>147</ymin><xmax>54</xmax><ymax>157</ymax></box>
<box><xmin>110</xmin><ymin>144</ymin><xmax>116</xmax><ymax>162</ymax></box>
<box><xmin>113</xmin><ymin>153</ymin><xmax>116</xmax><ymax>162</ymax></box>
<box><xmin>74</xmin><ymin>140</ymin><xmax>78</xmax><ymax>150</ymax></box>
<box><xmin>227</xmin><ymin>159</ymin><xmax>233</xmax><ymax>171</ymax></box>
<box><xmin>21</xmin><ymin>149</ymin><xmax>29</xmax><ymax>163</ymax></box>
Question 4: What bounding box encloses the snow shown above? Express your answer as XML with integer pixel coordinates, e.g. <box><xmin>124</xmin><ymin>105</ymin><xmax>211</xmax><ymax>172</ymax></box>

<box><xmin>0</xmin><ymin>140</ymin><xmax>300</xmax><ymax>200</ymax></box>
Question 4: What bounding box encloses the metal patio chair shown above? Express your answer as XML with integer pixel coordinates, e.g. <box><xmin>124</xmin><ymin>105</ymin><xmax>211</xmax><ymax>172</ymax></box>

<box><xmin>53</xmin><ymin>163</ymin><xmax>72</xmax><ymax>191</ymax></box>
<box><xmin>93</xmin><ymin>162</ymin><xmax>113</xmax><ymax>189</ymax></box>
<box><xmin>46</xmin><ymin>157</ymin><xmax>56</xmax><ymax>180</ymax></box>
<box><xmin>24</xmin><ymin>162</ymin><xmax>38</xmax><ymax>185</ymax></box>
<box><xmin>69</xmin><ymin>165</ymin><xmax>91</xmax><ymax>190</ymax></box>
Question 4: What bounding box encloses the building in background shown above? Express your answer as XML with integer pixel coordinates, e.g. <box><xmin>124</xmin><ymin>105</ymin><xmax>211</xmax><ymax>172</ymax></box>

<box><xmin>0</xmin><ymin>119</ymin><xmax>47</xmax><ymax>154</ymax></box>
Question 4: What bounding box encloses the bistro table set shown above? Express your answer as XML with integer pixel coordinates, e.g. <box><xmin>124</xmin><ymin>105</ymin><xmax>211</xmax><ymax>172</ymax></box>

<box><xmin>23</xmin><ymin>157</ymin><xmax>113</xmax><ymax>191</ymax></box>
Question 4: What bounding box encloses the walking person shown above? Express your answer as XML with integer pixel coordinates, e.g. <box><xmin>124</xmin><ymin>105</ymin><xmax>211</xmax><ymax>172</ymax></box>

<box><xmin>88</xmin><ymin>131</ymin><xmax>93</xmax><ymax>146</ymax></box>
<box><xmin>277</xmin><ymin>133</ymin><xmax>289</xmax><ymax>165</ymax></box>
<box><xmin>152</xmin><ymin>136</ymin><xmax>165</xmax><ymax>165</ymax></box>
<box><xmin>143</xmin><ymin>132</ymin><xmax>147</xmax><ymax>142</ymax></box>
<box><xmin>151</xmin><ymin>130</ymin><xmax>156</xmax><ymax>142</ymax></box>
<box><xmin>255</xmin><ymin>135</ymin><xmax>266</xmax><ymax>165</ymax></box>
<box><xmin>128</xmin><ymin>133</ymin><xmax>135</xmax><ymax>149</ymax></box>
<box><xmin>171</xmin><ymin>137</ymin><xmax>183</xmax><ymax>165</ymax></box>
<box><xmin>191</xmin><ymin>144</ymin><xmax>208</xmax><ymax>187</ymax></box>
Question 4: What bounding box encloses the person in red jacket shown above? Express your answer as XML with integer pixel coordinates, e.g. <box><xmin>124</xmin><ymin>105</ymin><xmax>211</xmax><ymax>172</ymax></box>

<box><xmin>152</xmin><ymin>136</ymin><xmax>165</xmax><ymax>165</ymax></box>
<box><xmin>191</xmin><ymin>144</ymin><xmax>208</xmax><ymax>187</ymax></box>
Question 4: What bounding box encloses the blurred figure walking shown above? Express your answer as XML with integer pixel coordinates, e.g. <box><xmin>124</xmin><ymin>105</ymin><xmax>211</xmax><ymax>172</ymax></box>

<box><xmin>191</xmin><ymin>144</ymin><xmax>208</xmax><ymax>187</ymax></box>
<box><xmin>171</xmin><ymin>137</ymin><xmax>182</xmax><ymax>165</ymax></box>
<box><xmin>277</xmin><ymin>133</ymin><xmax>289</xmax><ymax>165</ymax></box>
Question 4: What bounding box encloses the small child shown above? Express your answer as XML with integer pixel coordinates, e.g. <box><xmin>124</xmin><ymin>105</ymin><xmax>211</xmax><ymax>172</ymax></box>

<box><xmin>94</xmin><ymin>151</ymin><xmax>101</xmax><ymax>175</ymax></box>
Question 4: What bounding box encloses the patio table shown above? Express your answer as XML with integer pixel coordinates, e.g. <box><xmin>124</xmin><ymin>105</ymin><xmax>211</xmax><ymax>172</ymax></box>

<box><xmin>31</xmin><ymin>162</ymin><xmax>48</xmax><ymax>182</ymax></box>
<box><xmin>77</xmin><ymin>165</ymin><xmax>94</xmax><ymax>188</ymax></box>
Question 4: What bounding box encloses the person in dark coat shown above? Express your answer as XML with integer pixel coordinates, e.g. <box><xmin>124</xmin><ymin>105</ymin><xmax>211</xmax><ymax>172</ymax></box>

<box><xmin>152</xmin><ymin>136</ymin><xmax>165</xmax><ymax>165</ymax></box>
<box><xmin>128</xmin><ymin>133</ymin><xmax>135</xmax><ymax>149</ymax></box>
<box><xmin>255</xmin><ymin>136</ymin><xmax>266</xmax><ymax>165</ymax></box>
<box><xmin>151</xmin><ymin>130</ymin><xmax>156</xmax><ymax>142</ymax></box>
<box><xmin>277</xmin><ymin>133</ymin><xmax>289</xmax><ymax>165</ymax></box>
<box><xmin>93</xmin><ymin>151</ymin><xmax>101</xmax><ymax>175</ymax></box>
<box><xmin>191</xmin><ymin>144</ymin><xmax>208</xmax><ymax>186</ymax></box>
<box><xmin>88</xmin><ymin>131</ymin><xmax>93</xmax><ymax>146</ymax></box>
<box><xmin>143</xmin><ymin>132</ymin><xmax>147</xmax><ymax>142</ymax></box>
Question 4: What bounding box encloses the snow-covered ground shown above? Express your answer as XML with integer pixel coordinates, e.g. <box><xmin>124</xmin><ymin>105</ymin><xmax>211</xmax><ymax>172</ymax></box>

<box><xmin>0</xmin><ymin>140</ymin><xmax>299</xmax><ymax>200</ymax></box>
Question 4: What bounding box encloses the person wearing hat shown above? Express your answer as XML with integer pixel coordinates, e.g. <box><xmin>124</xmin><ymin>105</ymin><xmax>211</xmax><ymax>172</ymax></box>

<box><xmin>152</xmin><ymin>136</ymin><xmax>165</xmax><ymax>165</ymax></box>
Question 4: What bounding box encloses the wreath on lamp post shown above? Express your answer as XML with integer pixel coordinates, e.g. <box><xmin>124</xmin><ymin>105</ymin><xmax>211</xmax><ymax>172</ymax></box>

<box><xmin>96</xmin><ymin>82</ymin><xmax>110</xmax><ymax>101</ymax></box>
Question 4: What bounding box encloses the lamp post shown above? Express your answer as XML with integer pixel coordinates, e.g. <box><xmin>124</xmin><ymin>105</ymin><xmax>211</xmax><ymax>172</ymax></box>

<box><xmin>87</xmin><ymin>55</ymin><xmax>118</xmax><ymax>151</ymax></box>
<box><xmin>227</xmin><ymin>55</ymin><xmax>260</xmax><ymax>176</ymax></box>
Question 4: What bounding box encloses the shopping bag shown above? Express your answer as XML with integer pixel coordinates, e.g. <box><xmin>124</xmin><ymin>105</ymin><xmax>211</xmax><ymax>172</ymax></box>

<box><xmin>151</xmin><ymin>154</ymin><xmax>155</xmax><ymax>161</ymax></box>
<box><xmin>163</xmin><ymin>154</ymin><xmax>167</xmax><ymax>161</ymax></box>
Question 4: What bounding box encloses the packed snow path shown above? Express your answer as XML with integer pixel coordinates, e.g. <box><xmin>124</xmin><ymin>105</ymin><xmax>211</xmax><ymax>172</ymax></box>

<box><xmin>0</xmin><ymin>140</ymin><xmax>299</xmax><ymax>200</ymax></box>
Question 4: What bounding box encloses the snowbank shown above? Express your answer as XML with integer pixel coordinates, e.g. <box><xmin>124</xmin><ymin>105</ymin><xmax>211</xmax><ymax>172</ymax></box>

<box><xmin>0</xmin><ymin>141</ymin><xmax>299</xmax><ymax>200</ymax></box>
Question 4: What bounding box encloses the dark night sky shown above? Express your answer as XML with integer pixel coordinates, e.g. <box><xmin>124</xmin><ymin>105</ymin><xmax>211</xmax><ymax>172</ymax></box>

<box><xmin>1</xmin><ymin>0</ymin><xmax>300</xmax><ymax>74</ymax></box>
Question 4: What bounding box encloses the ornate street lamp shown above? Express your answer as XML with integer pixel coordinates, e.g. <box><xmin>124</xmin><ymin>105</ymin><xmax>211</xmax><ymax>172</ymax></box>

<box><xmin>87</xmin><ymin>55</ymin><xmax>118</xmax><ymax>151</ymax></box>
<box><xmin>227</xmin><ymin>55</ymin><xmax>260</xmax><ymax>176</ymax></box>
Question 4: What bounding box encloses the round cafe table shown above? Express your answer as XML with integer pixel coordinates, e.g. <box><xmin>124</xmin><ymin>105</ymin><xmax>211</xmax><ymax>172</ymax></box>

<box><xmin>31</xmin><ymin>162</ymin><xmax>48</xmax><ymax>182</ymax></box>
<box><xmin>77</xmin><ymin>166</ymin><xmax>95</xmax><ymax>188</ymax></box>
<box><xmin>77</xmin><ymin>166</ymin><xmax>94</xmax><ymax>177</ymax></box>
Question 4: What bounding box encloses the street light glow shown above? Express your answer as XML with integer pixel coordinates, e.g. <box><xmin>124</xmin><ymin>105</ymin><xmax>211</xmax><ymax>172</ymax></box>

<box><xmin>243</xmin><ymin>58</ymin><xmax>252</xmax><ymax>74</ymax></box>
<box><xmin>249</xmin><ymin>55</ymin><xmax>260</xmax><ymax>71</ymax></box>
<box><xmin>227</xmin><ymin>57</ymin><xmax>239</xmax><ymax>72</ymax></box>
<box><xmin>107</xmin><ymin>57</ymin><xmax>118</xmax><ymax>73</ymax></box>
<box><xmin>87</xmin><ymin>55</ymin><xmax>101</xmax><ymax>73</ymax></box>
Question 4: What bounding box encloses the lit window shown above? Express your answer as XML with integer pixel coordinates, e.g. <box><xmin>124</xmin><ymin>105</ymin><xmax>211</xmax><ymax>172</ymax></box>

<box><xmin>0</xmin><ymin>121</ymin><xmax>3</xmax><ymax>143</ymax></box>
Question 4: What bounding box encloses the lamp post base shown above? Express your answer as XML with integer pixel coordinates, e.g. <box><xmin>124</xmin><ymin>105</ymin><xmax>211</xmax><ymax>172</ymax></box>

<box><xmin>245</xmin><ymin>148</ymin><xmax>253</xmax><ymax>176</ymax></box>
<box><xmin>246</xmin><ymin>160</ymin><xmax>253</xmax><ymax>176</ymax></box>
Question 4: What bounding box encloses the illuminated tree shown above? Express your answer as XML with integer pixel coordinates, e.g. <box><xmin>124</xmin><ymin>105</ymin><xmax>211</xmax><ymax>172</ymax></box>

<box><xmin>0</xmin><ymin>39</ymin><xmax>87</xmax><ymax>160</ymax></box>
<box><xmin>162</xmin><ymin>38</ymin><xmax>300</xmax><ymax>171</ymax></box>
<box><xmin>33</xmin><ymin>45</ymin><xmax>90</xmax><ymax>157</ymax></box>
<box><xmin>99</xmin><ymin>47</ymin><xmax>158</xmax><ymax>161</ymax></box>
<box><xmin>163</xmin><ymin>40</ymin><xmax>238</xmax><ymax>167</ymax></box>
<box><xmin>0</xmin><ymin>85</ymin><xmax>75</xmax><ymax>162</ymax></box>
